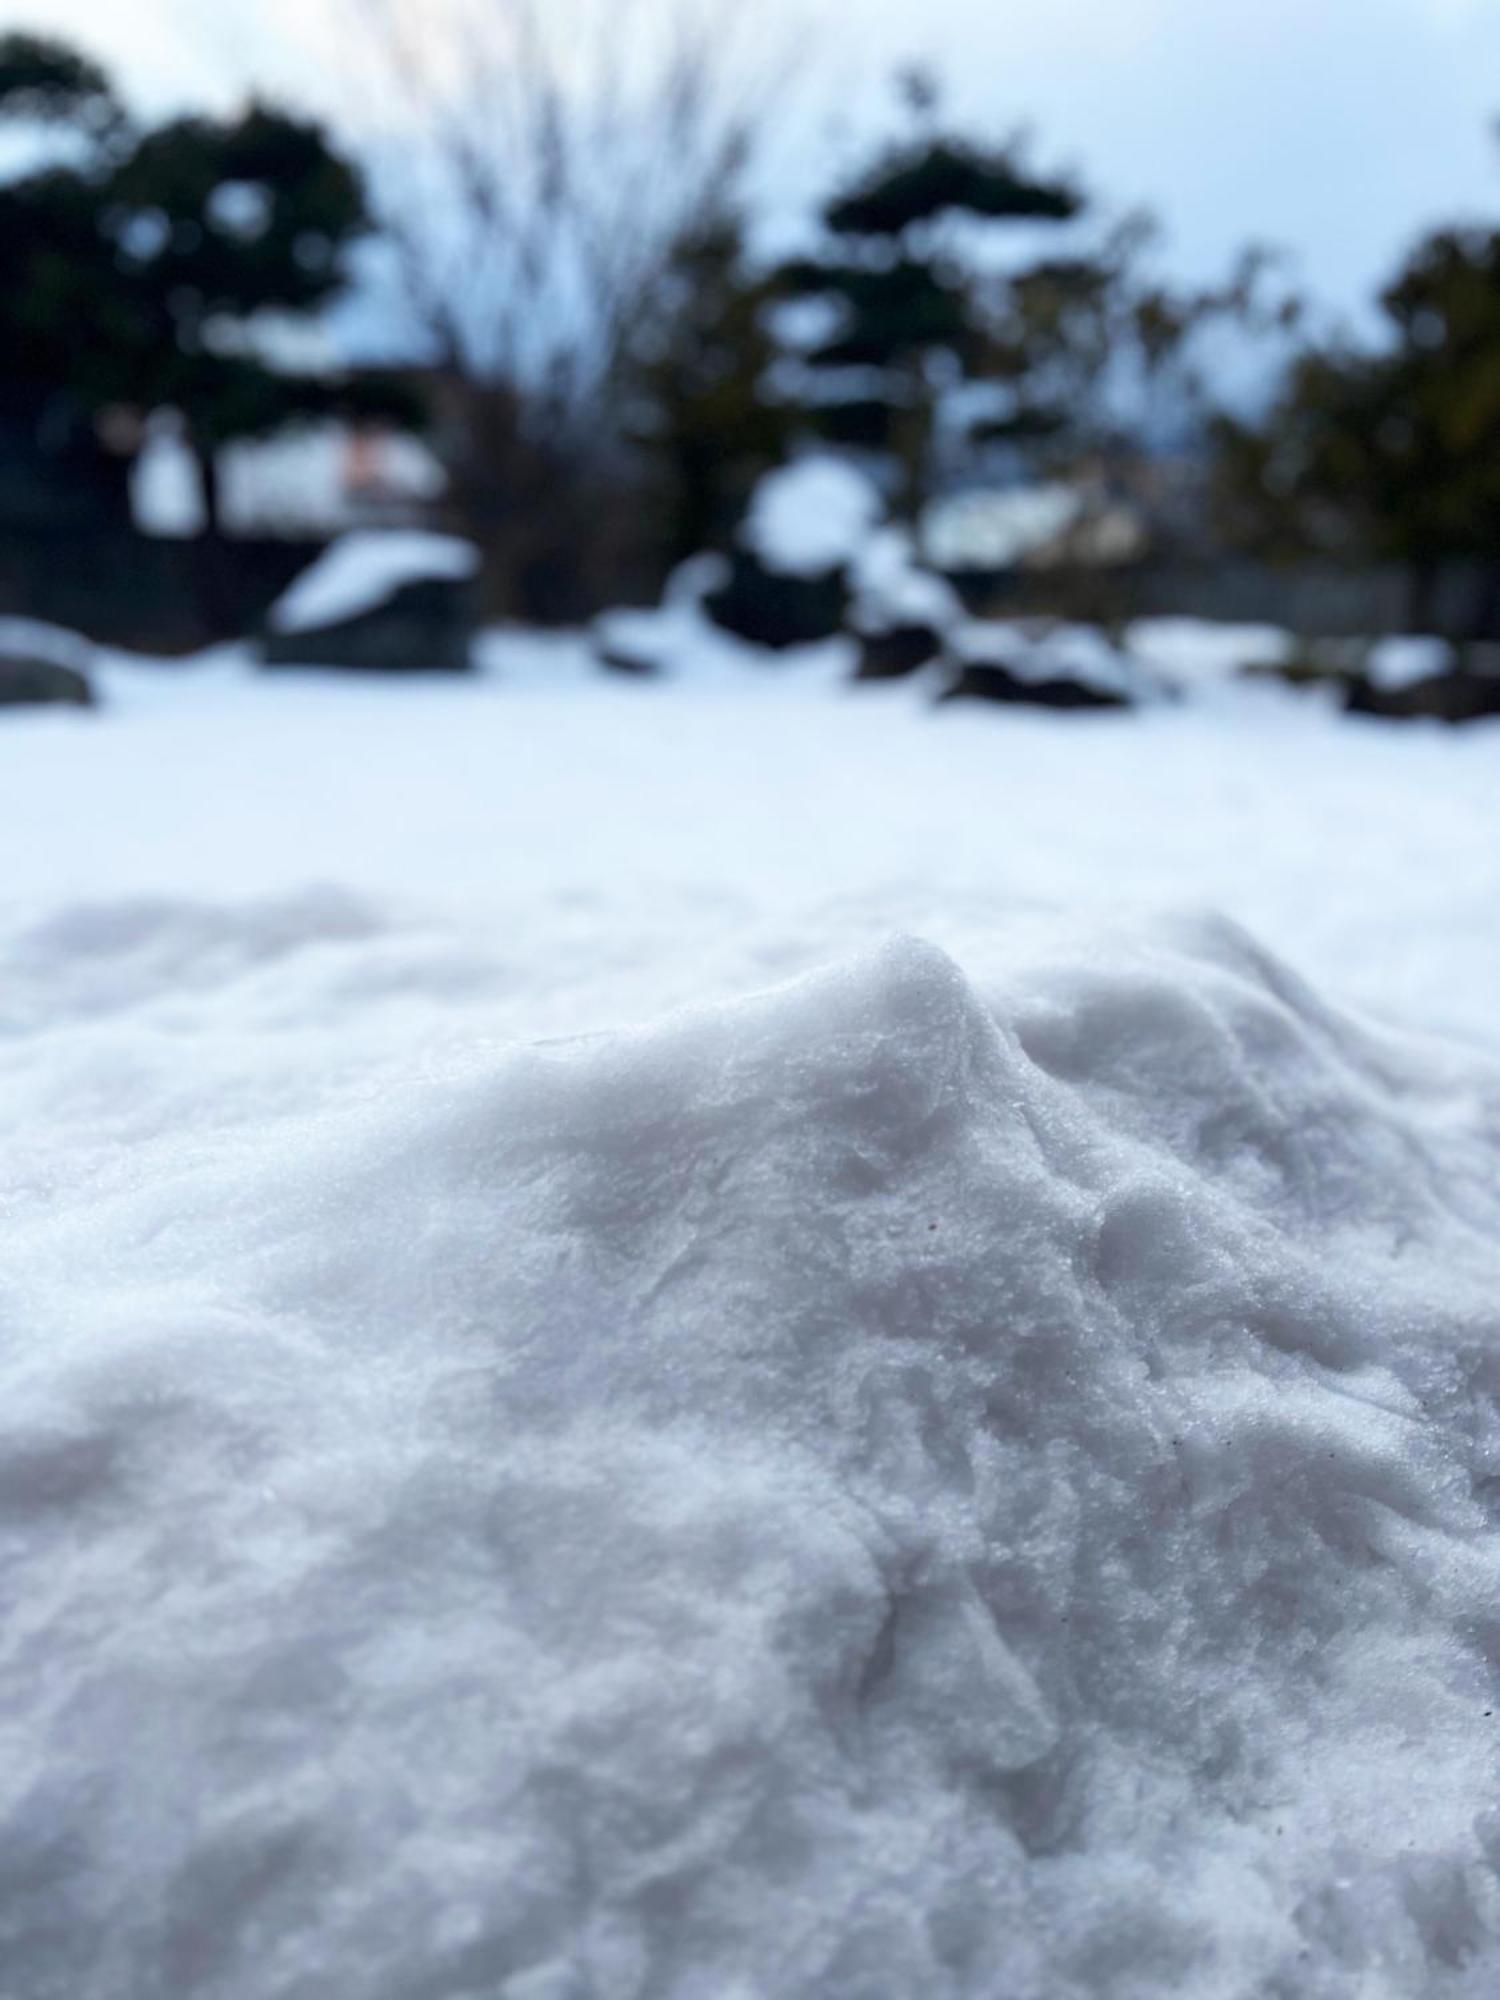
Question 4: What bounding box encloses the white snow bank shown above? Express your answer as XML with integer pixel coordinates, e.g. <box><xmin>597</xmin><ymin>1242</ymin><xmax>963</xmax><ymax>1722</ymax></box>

<box><xmin>267</xmin><ymin>530</ymin><xmax>480</xmax><ymax>634</ymax></box>
<box><xmin>743</xmin><ymin>454</ymin><xmax>883</xmax><ymax>577</ymax></box>
<box><xmin>6</xmin><ymin>905</ymin><xmax>1500</xmax><ymax>1997</ymax></box>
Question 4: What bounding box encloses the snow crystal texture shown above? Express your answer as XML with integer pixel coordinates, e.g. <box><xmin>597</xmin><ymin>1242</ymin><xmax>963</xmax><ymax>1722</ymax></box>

<box><xmin>6</xmin><ymin>897</ymin><xmax>1500</xmax><ymax>1999</ymax></box>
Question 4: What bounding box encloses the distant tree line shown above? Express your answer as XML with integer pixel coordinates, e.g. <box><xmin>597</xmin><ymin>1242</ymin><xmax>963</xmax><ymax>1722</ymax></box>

<box><xmin>6</xmin><ymin>14</ymin><xmax>1500</xmax><ymax>635</ymax></box>
<box><xmin>1212</xmin><ymin>202</ymin><xmax>1500</xmax><ymax>631</ymax></box>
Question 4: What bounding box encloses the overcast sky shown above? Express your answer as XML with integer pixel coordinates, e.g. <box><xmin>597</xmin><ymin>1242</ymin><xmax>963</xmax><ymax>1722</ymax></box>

<box><xmin>8</xmin><ymin>0</ymin><xmax>1500</xmax><ymax>323</ymax></box>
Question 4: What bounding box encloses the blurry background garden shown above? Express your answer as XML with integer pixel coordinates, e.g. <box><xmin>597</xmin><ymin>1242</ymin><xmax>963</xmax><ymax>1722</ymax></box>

<box><xmin>5</xmin><ymin>0</ymin><xmax>1500</xmax><ymax>675</ymax></box>
<box><xmin>1</xmin><ymin>0</ymin><xmax>1499</xmax><ymax>1046</ymax></box>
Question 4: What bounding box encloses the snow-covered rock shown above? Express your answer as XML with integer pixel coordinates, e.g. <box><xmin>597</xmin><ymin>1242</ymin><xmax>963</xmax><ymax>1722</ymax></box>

<box><xmin>0</xmin><ymin>619</ymin><xmax>97</xmax><ymax>709</ymax></box>
<box><xmin>0</xmin><ymin>656</ymin><xmax>94</xmax><ymax>709</ymax></box>
<box><xmin>267</xmin><ymin>531</ymin><xmax>480</xmax><ymax>636</ymax></box>
<box><xmin>260</xmin><ymin>531</ymin><xmax>481</xmax><ymax>673</ymax></box>
<box><xmin>0</xmin><ymin>616</ymin><xmax>96</xmax><ymax>674</ymax></box>
<box><xmin>5</xmin><ymin>908</ymin><xmax>1500</xmax><ymax>1997</ymax></box>
<box><xmin>1348</xmin><ymin>660</ymin><xmax>1500</xmax><ymax>726</ymax></box>
<box><xmin>945</xmin><ymin>620</ymin><xmax>1140</xmax><ymax>708</ymax></box>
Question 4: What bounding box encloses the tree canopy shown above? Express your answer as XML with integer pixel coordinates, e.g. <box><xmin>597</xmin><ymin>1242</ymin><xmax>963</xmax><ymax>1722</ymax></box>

<box><xmin>1214</xmin><ymin>220</ymin><xmax>1500</xmax><ymax>613</ymax></box>
<box><xmin>774</xmin><ymin>93</ymin><xmax>1083</xmax><ymax>519</ymax></box>
<box><xmin>0</xmin><ymin>34</ymin><xmax>391</xmax><ymax>528</ymax></box>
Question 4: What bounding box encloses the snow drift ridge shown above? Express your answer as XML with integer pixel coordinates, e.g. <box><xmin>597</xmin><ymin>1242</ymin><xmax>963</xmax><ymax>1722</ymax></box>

<box><xmin>6</xmin><ymin>921</ymin><xmax>1500</xmax><ymax>1997</ymax></box>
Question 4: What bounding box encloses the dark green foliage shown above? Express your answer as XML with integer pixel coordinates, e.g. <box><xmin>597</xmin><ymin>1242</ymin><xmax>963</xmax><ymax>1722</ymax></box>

<box><xmin>261</xmin><ymin>576</ymin><xmax>475</xmax><ymax>672</ymax></box>
<box><xmin>825</xmin><ymin>138</ymin><xmax>1081</xmax><ymax>238</ymax></box>
<box><xmin>0</xmin><ymin>32</ymin><xmax>116</xmax><ymax>130</ymax></box>
<box><xmin>813</xmin><ymin>398</ymin><xmax>901</xmax><ymax>451</ymax></box>
<box><xmin>104</xmin><ymin>107</ymin><xmax>366</xmax><ymax>320</ymax></box>
<box><xmin>704</xmin><ymin>550</ymin><xmax>850</xmax><ymax>649</ymax></box>
<box><xmin>0</xmin><ymin>34</ymin><xmax>390</xmax><ymax>532</ymax></box>
<box><xmin>1214</xmin><ymin>222</ymin><xmax>1500</xmax><ymax>618</ymax></box>
<box><xmin>802</xmin><ymin>260</ymin><xmax>976</xmax><ymax>369</ymax></box>
<box><xmin>774</xmin><ymin>95</ymin><xmax>1081</xmax><ymax>520</ymax></box>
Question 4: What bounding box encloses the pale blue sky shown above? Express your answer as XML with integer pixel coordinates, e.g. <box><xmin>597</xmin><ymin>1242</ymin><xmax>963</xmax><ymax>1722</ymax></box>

<box><xmin>8</xmin><ymin>0</ymin><xmax>1500</xmax><ymax>321</ymax></box>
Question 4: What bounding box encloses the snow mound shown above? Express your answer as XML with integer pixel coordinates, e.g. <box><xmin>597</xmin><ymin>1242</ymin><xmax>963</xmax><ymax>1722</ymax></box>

<box><xmin>743</xmin><ymin>454</ymin><xmax>883</xmax><ymax>577</ymax></box>
<box><xmin>849</xmin><ymin>526</ymin><xmax>963</xmax><ymax>633</ymax></box>
<box><xmin>268</xmin><ymin>531</ymin><xmax>480</xmax><ymax>634</ymax></box>
<box><xmin>7</xmin><ymin>920</ymin><xmax>1500</xmax><ymax>1996</ymax></box>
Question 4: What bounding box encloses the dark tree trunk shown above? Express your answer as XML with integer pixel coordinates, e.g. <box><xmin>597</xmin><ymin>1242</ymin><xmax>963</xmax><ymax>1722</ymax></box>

<box><xmin>189</xmin><ymin>436</ymin><xmax>236</xmax><ymax>637</ymax></box>
<box><xmin>192</xmin><ymin>438</ymin><xmax>224</xmax><ymax>543</ymax></box>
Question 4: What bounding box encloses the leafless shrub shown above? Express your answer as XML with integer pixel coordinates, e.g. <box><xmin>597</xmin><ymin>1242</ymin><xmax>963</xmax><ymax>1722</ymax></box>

<box><xmin>353</xmin><ymin>0</ymin><xmax>781</xmax><ymax>441</ymax></box>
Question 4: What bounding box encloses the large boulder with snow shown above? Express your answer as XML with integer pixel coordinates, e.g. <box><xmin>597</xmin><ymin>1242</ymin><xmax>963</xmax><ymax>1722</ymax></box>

<box><xmin>1346</xmin><ymin>641</ymin><xmax>1500</xmax><ymax>724</ymax></box>
<box><xmin>591</xmin><ymin>607</ymin><xmax>669</xmax><ymax>677</ymax></box>
<box><xmin>855</xmin><ymin>623</ymin><xmax>947</xmax><ymax>681</ymax></box>
<box><xmin>705</xmin><ymin>456</ymin><xmax>881</xmax><ymax>650</ymax></box>
<box><xmin>0</xmin><ymin>618</ymin><xmax>96</xmax><ymax>709</ymax></box>
<box><xmin>261</xmin><ymin>531</ymin><xmax>480</xmax><ymax>672</ymax></box>
<box><xmin>941</xmin><ymin>620</ymin><xmax>1136</xmax><ymax>711</ymax></box>
<box><xmin>0</xmin><ymin>655</ymin><xmax>94</xmax><ymax>709</ymax></box>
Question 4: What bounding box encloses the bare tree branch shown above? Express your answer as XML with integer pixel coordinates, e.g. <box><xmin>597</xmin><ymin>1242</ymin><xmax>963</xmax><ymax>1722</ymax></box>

<box><xmin>345</xmin><ymin>0</ymin><xmax>788</xmax><ymax>446</ymax></box>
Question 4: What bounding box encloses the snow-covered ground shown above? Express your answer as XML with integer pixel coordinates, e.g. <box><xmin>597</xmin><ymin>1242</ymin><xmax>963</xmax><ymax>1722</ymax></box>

<box><xmin>4</xmin><ymin>632</ymin><xmax>1500</xmax><ymax>1997</ymax></box>
<box><xmin>6</xmin><ymin>629</ymin><xmax>1497</xmax><ymax>1045</ymax></box>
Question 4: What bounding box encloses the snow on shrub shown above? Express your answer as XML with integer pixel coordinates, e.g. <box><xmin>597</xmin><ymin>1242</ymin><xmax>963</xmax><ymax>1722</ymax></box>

<box><xmin>741</xmin><ymin>453</ymin><xmax>884</xmax><ymax>579</ymax></box>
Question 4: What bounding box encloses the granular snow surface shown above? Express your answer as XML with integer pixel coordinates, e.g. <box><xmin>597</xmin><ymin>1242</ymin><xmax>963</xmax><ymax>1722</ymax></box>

<box><xmin>3</xmin><ymin>634</ymin><xmax>1500</xmax><ymax>1998</ymax></box>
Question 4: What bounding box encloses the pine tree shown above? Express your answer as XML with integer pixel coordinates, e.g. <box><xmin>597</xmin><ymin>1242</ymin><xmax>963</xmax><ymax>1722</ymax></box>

<box><xmin>776</xmin><ymin>79</ymin><xmax>1080</xmax><ymax>520</ymax></box>
<box><xmin>0</xmin><ymin>35</ymin><xmax>398</xmax><ymax>536</ymax></box>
